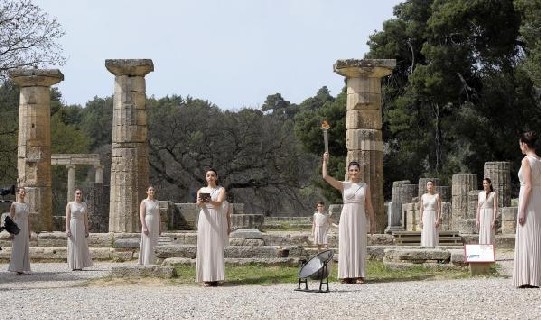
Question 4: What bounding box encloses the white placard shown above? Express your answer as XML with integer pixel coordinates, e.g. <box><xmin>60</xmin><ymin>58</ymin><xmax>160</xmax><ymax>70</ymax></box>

<box><xmin>464</xmin><ymin>244</ymin><xmax>495</xmax><ymax>263</ymax></box>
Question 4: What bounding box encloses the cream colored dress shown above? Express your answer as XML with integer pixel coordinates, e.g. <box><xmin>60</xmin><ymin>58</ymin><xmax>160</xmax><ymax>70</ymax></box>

<box><xmin>421</xmin><ymin>193</ymin><xmax>439</xmax><ymax>248</ymax></box>
<box><xmin>313</xmin><ymin>212</ymin><xmax>330</xmax><ymax>245</ymax></box>
<box><xmin>513</xmin><ymin>155</ymin><xmax>541</xmax><ymax>287</ymax></box>
<box><xmin>67</xmin><ymin>202</ymin><xmax>93</xmax><ymax>270</ymax></box>
<box><xmin>196</xmin><ymin>186</ymin><xmax>226</xmax><ymax>282</ymax></box>
<box><xmin>8</xmin><ymin>202</ymin><xmax>31</xmax><ymax>273</ymax></box>
<box><xmin>478</xmin><ymin>191</ymin><xmax>495</xmax><ymax>245</ymax></box>
<box><xmin>338</xmin><ymin>182</ymin><xmax>367</xmax><ymax>279</ymax></box>
<box><xmin>139</xmin><ymin>199</ymin><xmax>160</xmax><ymax>265</ymax></box>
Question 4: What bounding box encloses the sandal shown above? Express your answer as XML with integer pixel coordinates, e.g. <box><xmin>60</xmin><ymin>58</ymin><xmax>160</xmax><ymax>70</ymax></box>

<box><xmin>340</xmin><ymin>278</ymin><xmax>352</xmax><ymax>284</ymax></box>
<box><xmin>355</xmin><ymin>277</ymin><xmax>365</xmax><ymax>284</ymax></box>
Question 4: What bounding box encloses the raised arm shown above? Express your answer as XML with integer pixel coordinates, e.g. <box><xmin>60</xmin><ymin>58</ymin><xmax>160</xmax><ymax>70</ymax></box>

<box><xmin>322</xmin><ymin>152</ymin><xmax>343</xmax><ymax>191</ymax></box>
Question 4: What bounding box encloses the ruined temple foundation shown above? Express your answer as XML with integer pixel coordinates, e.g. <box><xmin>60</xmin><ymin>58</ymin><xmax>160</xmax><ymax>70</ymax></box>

<box><xmin>9</xmin><ymin>69</ymin><xmax>64</xmax><ymax>232</ymax></box>
<box><xmin>106</xmin><ymin>59</ymin><xmax>154</xmax><ymax>232</ymax></box>
<box><xmin>334</xmin><ymin>59</ymin><xmax>396</xmax><ymax>232</ymax></box>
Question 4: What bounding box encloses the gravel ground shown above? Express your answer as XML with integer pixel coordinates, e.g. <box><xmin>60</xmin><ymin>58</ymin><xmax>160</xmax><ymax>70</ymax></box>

<box><xmin>0</xmin><ymin>251</ymin><xmax>539</xmax><ymax>320</ymax></box>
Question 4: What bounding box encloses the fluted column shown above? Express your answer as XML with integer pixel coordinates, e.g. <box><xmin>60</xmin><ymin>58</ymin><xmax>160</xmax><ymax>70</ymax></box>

<box><xmin>9</xmin><ymin>69</ymin><xmax>64</xmax><ymax>232</ymax></box>
<box><xmin>451</xmin><ymin>174</ymin><xmax>477</xmax><ymax>233</ymax></box>
<box><xmin>334</xmin><ymin>59</ymin><xmax>395</xmax><ymax>232</ymax></box>
<box><xmin>106</xmin><ymin>59</ymin><xmax>154</xmax><ymax>232</ymax></box>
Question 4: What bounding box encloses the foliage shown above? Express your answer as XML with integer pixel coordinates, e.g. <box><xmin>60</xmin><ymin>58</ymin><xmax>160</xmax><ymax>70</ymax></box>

<box><xmin>146</xmin><ymin>95</ymin><xmax>319</xmax><ymax>215</ymax></box>
<box><xmin>0</xmin><ymin>82</ymin><xmax>19</xmax><ymax>185</ymax></box>
<box><xmin>0</xmin><ymin>0</ymin><xmax>65</xmax><ymax>80</ymax></box>
<box><xmin>366</xmin><ymin>0</ymin><xmax>540</xmax><ymax>193</ymax></box>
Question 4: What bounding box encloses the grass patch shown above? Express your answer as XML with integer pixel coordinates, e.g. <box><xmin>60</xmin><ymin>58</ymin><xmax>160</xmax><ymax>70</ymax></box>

<box><xmin>86</xmin><ymin>260</ymin><xmax>484</xmax><ymax>287</ymax></box>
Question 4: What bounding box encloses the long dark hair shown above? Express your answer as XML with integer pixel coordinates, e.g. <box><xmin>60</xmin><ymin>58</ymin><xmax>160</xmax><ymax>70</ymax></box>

<box><xmin>520</xmin><ymin>131</ymin><xmax>538</xmax><ymax>150</ymax></box>
<box><xmin>483</xmin><ymin>178</ymin><xmax>494</xmax><ymax>200</ymax></box>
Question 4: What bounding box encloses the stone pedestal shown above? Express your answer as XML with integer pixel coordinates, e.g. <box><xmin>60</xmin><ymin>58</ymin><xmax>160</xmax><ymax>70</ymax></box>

<box><xmin>440</xmin><ymin>202</ymin><xmax>452</xmax><ymax>231</ymax></box>
<box><xmin>386</xmin><ymin>180</ymin><xmax>410</xmax><ymax>233</ymax></box>
<box><xmin>501</xmin><ymin>207</ymin><xmax>517</xmax><ymax>234</ymax></box>
<box><xmin>9</xmin><ymin>69</ymin><xmax>64</xmax><ymax>232</ymax></box>
<box><xmin>334</xmin><ymin>59</ymin><xmax>395</xmax><ymax>233</ymax></box>
<box><xmin>106</xmin><ymin>59</ymin><xmax>154</xmax><ymax>232</ymax></box>
<box><xmin>452</xmin><ymin>174</ymin><xmax>477</xmax><ymax>233</ymax></box>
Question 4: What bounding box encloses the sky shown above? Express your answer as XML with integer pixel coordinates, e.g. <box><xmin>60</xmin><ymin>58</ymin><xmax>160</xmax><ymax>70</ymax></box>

<box><xmin>33</xmin><ymin>0</ymin><xmax>402</xmax><ymax>110</ymax></box>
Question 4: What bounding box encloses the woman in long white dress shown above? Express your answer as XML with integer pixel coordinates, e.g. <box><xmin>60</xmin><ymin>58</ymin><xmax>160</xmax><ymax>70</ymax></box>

<box><xmin>513</xmin><ymin>131</ymin><xmax>541</xmax><ymax>288</ymax></box>
<box><xmin>139</xmin><ymin>186</ymin><xmax>161</xmax><ymax>265</ymax></box>
<box><xmin>322</xmin><ymin>153</ymin><xmax>375</xmax><ymax>284</ymax></box>
<box><xmin>420</xmin><ymin>181</ymin><xmax>441</xmax><ymax>248</ymax></box>
<box><xmin>8</xmin><ymin>187</ymin><xmax>31</xmax><ymax>274</ymax></box>
<box><xmin>196</xmin><ymin>168</ymin><xmax>226</xmax><ymax>287</ymax></box>
<box><xmin>476</xmin><ymin>178</ymin><xmax>497</xmax><ymax>245</ymax></box>
<box><xmin>66</xmin><ymin>189</ymin><xmax>93</xmax><ymax>271</ymax></box>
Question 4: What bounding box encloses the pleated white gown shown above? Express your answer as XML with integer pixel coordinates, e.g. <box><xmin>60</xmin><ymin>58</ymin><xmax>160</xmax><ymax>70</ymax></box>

<box><xmin>196</xmin><ymin>187</ymin><xmax>226</xmax><ymax>282</ymax></box>
<box><xmin>139</xmin><ymin>199</ymin><xmax>160</xmax><ymax>265</ymax></box>
<box><xmin>67</xmin><ymin>202</ymin><xmax>93</xmax><ymax>270</ymax></box>
<box><xmin>420</xmin><ymin>193</ymin><xmax>439</xmax><ymax>248</ymax></box>
<box><xmin>513</xmin><ymin>155</ymin><xmax>541</xmax><ymax>287</ymax></box>
<box><xmin>8</xmin><ymin>202</ymin><xmax>31</xmax><ymax>273</ymax></box>
<box><xmin>313</xmin><ymin>212</ymin><xmax>330</xmax><ymax>245</ymax></box>
<box><xmin>478</xmin><ymin>191</ymin><xmax>495</xmax><ymax>245</ymax></box>
<box><xmin>338</xmin><ymin>182</ymin><xmax>367</xmax><ymax>279</ymax></box>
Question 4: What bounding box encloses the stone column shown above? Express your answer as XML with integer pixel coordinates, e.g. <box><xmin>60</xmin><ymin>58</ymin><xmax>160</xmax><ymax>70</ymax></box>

<box><xmin>334</xmin><ymin>59</ymin><xmax>395</xmax><ymax>232</ymax></box>
<box><xmin>94</xmin><ymin>165</ymin><xmax>104</xmax><ymax>183</ymax></box>
<box><xmin>399</xmin><ymin>183</ymin><xmax>419</xmax><ymax>230</ymax></box>
<box><xmin>451</xmin><ymin>174</ymin><xmax>477</xmax><ymax>233</ymax></box>
<box><xmin>67</xmin><ymin>165</ymin><xmax>76</xmax><ymax>202</ymax></box>
<box><xmin>105</xmin><ymin>59</ymin><xmax>154</xmax><ymax>232</ymax></box>
<box><xmin>9</xmin><ymin>69</ymin><xmax>64</xmax><ymax>232</ymax></box>
<box><xmin>501</xmin><ymin>207</ymin><xmax>517</xmax><ymax>234</ymax></box>
<box><xmin>484</xmin><ymin>162</ymin><xmax>511</xmax><ymax>226</ymax></box>
<box><xmin>386</xmin><ymin>180</ymin><xmax>410</xmax><ymax>233</ymax></box>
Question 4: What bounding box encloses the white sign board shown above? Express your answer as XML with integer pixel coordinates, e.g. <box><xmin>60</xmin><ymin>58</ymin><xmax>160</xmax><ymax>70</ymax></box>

<box><xmin>464</xmin><ymin>244</ymin><xmax>495</xmax><ymax>263</ymax></box>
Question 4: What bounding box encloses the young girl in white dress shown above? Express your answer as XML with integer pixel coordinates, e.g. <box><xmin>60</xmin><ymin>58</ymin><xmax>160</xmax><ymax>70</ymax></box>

<box><xmin>312</xmin><ymin>201</ymin><xmax>334</xmax><ymax>252</ymax></box>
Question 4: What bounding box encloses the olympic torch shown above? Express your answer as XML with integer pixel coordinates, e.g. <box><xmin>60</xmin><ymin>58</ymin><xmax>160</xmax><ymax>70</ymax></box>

<box><xmin>321</xmin><ymin>120</ymin><xmax>330</xmax><ymax>154</ymax></box>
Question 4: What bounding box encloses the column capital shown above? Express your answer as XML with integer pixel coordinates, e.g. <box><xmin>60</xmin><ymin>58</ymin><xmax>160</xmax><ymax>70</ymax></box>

<box><xmin>9</xmin><ymin>69</ymin><xmax>64</xmax><ymax>87</ymax></box>
<box><xmin>334</xmin><ymin>59</ymin><xmax>395</xmax><ymax>79</ymax></box>
<box><xmin>105</xmin><ymin>59</ymin><xmax>154</xmax><ymax>76</ymax></box>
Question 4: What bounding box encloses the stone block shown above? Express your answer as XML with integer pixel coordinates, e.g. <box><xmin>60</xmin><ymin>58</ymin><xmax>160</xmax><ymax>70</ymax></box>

<box><xmin>229</xmin><ymin>238</ymin><xmax>265</xmax><ymax>246</ymax></box>
<box><xmin>37</xmin><ymin>232</ymin><xmax>67</xmax><ymax>247</ymax></box>
<box><xmin>449</xmin><ymin>249</ymin><xmax>466</xmax><ymax>266</ymax></box>
<box><xmin>113</xmin><ymin>237</ymin><xmax>140</xmax><ymax>248</ymax></box>
<box><xmin>89</xmin><ymin>233</ymin><xmax>115</xmax><ymax>247</ymax></box>
<box><xmin>155</xmin><ymin>245</ymin><xmax>197</xmax><ymax>259</ymax></box>
<box><xmin>111</xmin><ymin>249</ymin><xmax>135</xmax><ymax>262</ymax></box>
<box><xmin>231</xmin><ymin>214</ymin><xmax>264</xmax><ymax>230</ymax></box>
<box><xmin>345</xmin><ymin>129</ymin><xmax>383</xmax><ymax>151</ymax></box>
<box><xmin>383</xmin><ymin>248</ymin><xmax>450</xmax><ymax>263</ymax></box>
<box><xmin>230</xmin><ymin>229</ymin><xmax>263</xmax><ymax>239</ymax></box>
<box><xmin>345</xmin><ymin>109</ymin><xmax>382</xmax><ymax>130</ymax></box>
